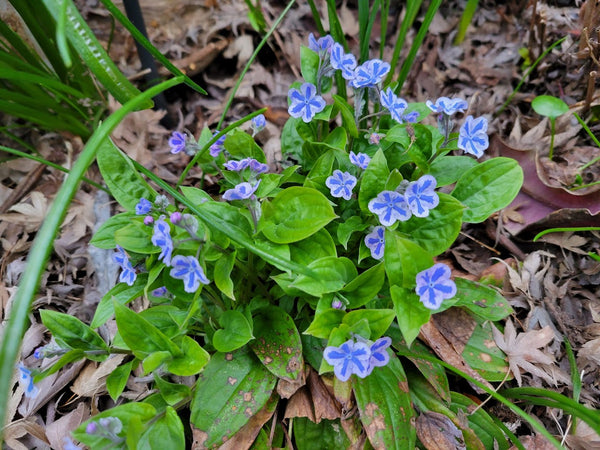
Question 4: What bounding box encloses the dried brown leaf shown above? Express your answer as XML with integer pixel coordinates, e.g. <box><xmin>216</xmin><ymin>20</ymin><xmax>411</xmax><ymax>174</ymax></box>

<box><xmin>491</xmin><ymin>320</ymin><xmax>556</xmax><ymax>386</ymax></box>
<box><xmin>415</xmin><ymin>411</ymin><xmax>467</xmax><ymax>450</ymax></box>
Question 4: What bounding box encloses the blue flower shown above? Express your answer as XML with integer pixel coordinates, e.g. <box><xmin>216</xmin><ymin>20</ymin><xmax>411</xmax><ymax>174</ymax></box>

<box><xmin>364</xmin><ymin>226</ymin><xmax>385</xmax><ymax>260</ymax></box>
<box><xmin>251</xmin><ymin>114</ymin><xmax>266</xmax><ymax>135</ymax></box>
<box><xmin>63</xmin><ymin>437</ymin><xmax>82</xmax><ymax>450</ymax></box>
<box><xmin>223</xmin><ymin>158</ymin><xmax>251</xmax><ymax>172</ymax></box>
<box><xmin>288</xmin><ymin>82</ymin><xmax>326</xmax><ymax>123</ymax></box>
<box><xmin>405</xmin><ymin>175</ymin><xmax>439</xmax><ymax>218</ymax></box>
<box><xmin>223</xmin><ymin>180</ymin><xmax>261</xmax><ymax>201</ymax></box>
<box><xmin>415</xmin><ymin>263</ymin><xmax>457</xmax><ymax>310</ymax></box>
<box><xmin>426</xmin><ymin>97</ymin><xmax>468</xmax><ymax>116</ymax></box>
<box><xmin>325</xmin><ymin>170</ymin><xmax>357</xmax><ymax>201</ymax></box>
<box><xmin>402</xmin><ymin>110</ymin><xmax>420</xmax><ymax>123</ymax></box>
<box><xmin>152</xmin><ymin>218</ymin><xmax>173</xmax><ymax>266</ymax></box>
<box><xmin>349</xmin><ymin>151</ymin><xmax>371</xmax><ymax>169</ymax></box>
<box><xmin>168</xmin><ymin>131</ymin><xmax>186</xmax><ymax>154</ymax></box>
<box><xmin>209</xmin><ymin>133</ymin><xmax>226</xmax><ymax>157</ymax></box>
<box><xmin>365</xmin><ymin>336</ymin><xmax>392</xmax><ymax>375</ymax></box>
<box><xmin>351</xmin><ymin>59</ymin><xmax>390</xmax><ymax>88</ymax></box>
<box><xmin>170</xmin><ymin>255</ymin><xmax>210</xmax><ymax>293</ymax></box>
<box><xmin>18</xmin><ymin>364</ymin><xmax>39</xmax><ymax>398</ymax></box>
<box><xmin>308</xmin><ymin>33</ymin><xmax>334</xmax><ymax>54</ymax></box>
<box><xmin>458</xmin><ymin>115</ymin><xmax>488</xmax><ymax>158</ymax></box>
<box><xmin>323</xmin><ymin>339</ymin><xmax>372</xmax><ymax>382</ymax></box>
<box><xmin>135</xmin><ymin>197</ymin><xmax>152</xmax><ymax>215</ymax></box>
<box><xmin>330</xmin><ymin>42</ymin><xmax>357</xmax><ymax>80</ymax></box>
<box><xmin>368</xmin><ymin>132</ymin><xmax>384</xmax><ymax>145</ymax></box>
<box><xmin>152</xmin><ymin>286</ymin><xmax>168</xmax><ymax>297</ymax></box>
<box><xmin>249</xmin><ymin>159</ymin><xmax>269</xmax><ymax>174</ymax></box>
<box><xmin>379</xmin><ymin>88</ymin><xmax>408</xmax><ymax>123</ymax></box>
<box><xmin>368</xmin><ymin>191</ymin><xmax>411</xmax><ymax>226</ymax></box>
<box><xmin>113</xmin><ymin>245</ymin><xmax>136</xmax><ymax>286</ymax></box>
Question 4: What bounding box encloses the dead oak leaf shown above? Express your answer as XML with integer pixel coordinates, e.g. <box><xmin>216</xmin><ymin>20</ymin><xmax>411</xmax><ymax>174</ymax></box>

<box><xmin>491</xmin><ymin>320</ymin><xmax>556</xmax><ymax>386</ymax></box>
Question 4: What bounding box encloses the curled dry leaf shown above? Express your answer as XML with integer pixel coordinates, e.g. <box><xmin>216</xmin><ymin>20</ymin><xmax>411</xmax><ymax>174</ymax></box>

<box><xmin>415</xmin><ymin>411</ymin><xmax>466</xmax><ymax>450</ymax></box>
<box><xmin>491</xmin><ymin>320</ymin><xmax>556</xmax><ymax>386</ymax></box>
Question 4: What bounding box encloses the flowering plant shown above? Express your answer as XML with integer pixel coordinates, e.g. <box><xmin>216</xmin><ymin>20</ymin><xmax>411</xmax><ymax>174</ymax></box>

<box><xmin>29</xmin><ymin>33</ymin><xmax>524</xmax><ymax>449</ymax></box>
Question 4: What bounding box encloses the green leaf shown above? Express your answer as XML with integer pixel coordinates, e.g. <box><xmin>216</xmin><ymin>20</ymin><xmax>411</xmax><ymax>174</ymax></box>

<box><xmin>531</xmin><ymin>95</ymin><xmax>569</xmax><ymax>118</ymax></box>
<box><xmin>303</xmin><ymin>309</ymin><xmax>345</xmax><ymax>339</ymax></box>
<box><xmin>300</xmin><ymin>46</ymin><xmax>319</xmax><ymax>85</ymax></box>
<box><xmin>90</xmin><ymin>212</ymin><xmax>137</xmax><ymax>249</ymax></box>
<box><xmin>96</xmin><ymin>138</ymin><xmax>156</xmax><ymax>211</ymax></box>
<box><xmin>190</xmin><ymin>348</ymin><xmax>277</xmax><ymax>447</ymax></box>
<box><xmin>462</xmin><ymin>321</ymin><xmax>509</xmax><ymax>382</ymax></box>
<box><xmin>224</xmin><ymin>129</ymin><xmax>267</xmax><ymax>162</ymax></box>
<box><xmin>114</xmin><ymin>222</ymin><xmax>155</xmax><ymax>254</ymax></box>
<box><xmin>113</xmin><ymin>301</ymin><xmax>181</xmax><ymax>358</ymax></box>
<box><xmin>73</xmin><ymin>403</ymin><xmax>157</xmax><ymax>449</ymax></box>
<box><xmin>213</xmin><ymin>310</ymin><xmax>254</xmax><ymax>352</ymax></box>
<box><xmin>106</xmin><ymin>360</ymin><xmax>134</xmax><ymax>402</ymax></box>
<box><xmin>179</xmin><ymin>186</ymin><xmax>213</xmax><ymax>206</ymax></box>
<box><xmin>353</xmin><ymin>355</ymin><xmax>416</xmax><ymax>449</ymax></box>
<box><xmin>303</xmin><ymin>149</ymin><xmax>336</xmax><ymax>194</ymax></box>
<box><xmin>290</xmin><ymin>229</ymin><xmax>337</xmax><ymax>265</ymax></box>
<box><xmin>359</xmin><ymin>148</ymin><xmax>389</xmax><ymax>212</ymax></box>
<box><xmin>154</xmin><ymin>374</ymin><xmax>192</xmax><ymax>406</ymax></box>
<box><xmin>90</xmin><ymin>273</ymin><xmax>147</xmax><ymax>328</ymax></box>
<box><xmin>292</xmin><ymin>256</ymin><xmax>357</xmax><ymax>297</ymax></box>
<box><xmin>143</xmin><ymin>351</ymin><xmax>172</xmax><ymax>374</ymax></box>
<box><xmin>281</xmin><ymin>117</ymin><xmax>303</xmax><ymax>161</ymax></box>
<box><xmin>40</xmin><ymin>310</ymin><xmax>108</xmax><ymax>359</ymax></box>
<box><xmin>249</xmin><ymin>306</ymin><xmax>304</xmax><ymax>381</ymax></box>
<box><xmin>384</xmin><ymin>231</ymin><xmax>433</xmax><ymax>288</ymax></box>
<box><xmin>391</xmin><ymin>286</ymin><xmax>431</xmax><ymax>347</ymax></box>
<box><xmin>333</xmin><ymin>95</ymin><xmax>358</xmax><ymax>138</ymax></box>
<box><xmin>294</xmin><ymin>418</ymin><xmax>352</xmax><ymax>450</ymax></box>
<box><xmin>336</xmin><ymin>215</ymin><xmax>370</xmax><ymax>249</ymax></box>
<box><xmin>453</xmin><ymin>278</ymin><xmax>513</xmax><ymax>321</ymax></box>
<box><xmin>166</xmin><ymin>335</ymin><xmax>210</xmax><ymax>376</ymax></box>
<box><xmin>342</xmin><ymin>263</ymin><xmax>385</xmax><ymax>308</ymax></box>
<box><xmin>395</xmin><ymin>193</ymin><xmax>463</xmax><ymax>256</ymax></box>
<box><xmin>429</xmin><ymin>155</ymin><xmax>478</xmax><ymax>186</ymax></box>
<box><xmin>343</xmin><ymin>309</ymin><xmax>395</xmax><ymax>339</ymax></box>
<box><xmin>325</xmin><ymin>126</ymin><xmax>347</xmax><ymax>151</ymax></box>
<box><xmin>259</xmin><ymin>186</ymin><xmax>337</xmax><ymax>244</ymax></box>
<box><xmin>137</xmin><ymin>406</ymin><xmax>185</xmax><ymax>450</ymax></box>
<box><xmin>214</xmin><ymin>250</ymin><xmax>236</xmax><ymax>300</ymax></box>
<box><xmin>451</xmin><ymin>157</ymin><xmax>523</xmax><ymax>223</ymax></box>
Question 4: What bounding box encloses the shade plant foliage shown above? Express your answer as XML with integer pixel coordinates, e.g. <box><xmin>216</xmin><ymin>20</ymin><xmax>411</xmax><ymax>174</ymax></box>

<box><xmin>14</xmin><ymin>2</ymin><xmax>593</xmax><ymax>449</ymax></box>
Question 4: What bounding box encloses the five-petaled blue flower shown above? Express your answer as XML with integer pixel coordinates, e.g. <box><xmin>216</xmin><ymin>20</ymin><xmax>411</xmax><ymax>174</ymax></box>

<box><xmin>330</xmin><ymin>42</ymin><xmax>357</xmax><ymax>80</ymax></box>
<box><xmin>405</xmin><ymin>175</ymin><xmax>440</xmax><ymax>218</ymax></box>
<box><xmin>364</xmin><ymin>337</ymin><xmax>392</xmax><ymax>375</ymax></box>
<box><xmin>113</xmin><ymin>245</ymin><xmax>136</xmax><ymax>286</ymax></box>
<box><xmin>368</xmin><ymin>190</ymin><xmax>411</xmax><ymax>226</ymax></box>
<box><xmin>458</xmin><ymin>115</ymin><xmax>489</xmax><ymax>158</ymax></box>
<box><xmin>351</xmin><ymin>59</ymin><xmax>390</xmax><ymax>89</ymax></box>
<box><xmin>223</xmin><ymin>180</ymin><xmax>261</xmax><ymax>201</ymax></box>
<box><xmin>364</xmin><ymin>226</ymin><xmax>385</xmax><ymax>260</ymax></box>
<box><xmin>323</xmin><ymin>339</ymin><xmax>372</xmax><ymax>382</ymax></box>
<box><xmin>168</xmin><ymin>131</ymin><xmax>186</xmax><ymax>154</ymax></box>
<box><xmin>18</xmin><ymin>364</ymin><xmax>39</xmax><ymax>398</ymax></box>
<box><xmin>170</xmin><ymin>255</ymin><xmax>210</xmax><ymax>293</ymax></box>
<box><xmin>135</xmin><ymin>197</ymin><xmax>152</xmax><ymax>215</ymax></box>
<box><xmin>209</xmin><ymin>133</ymin><xmax>226</xmax><ymax>157</ymax></box>
<box><xmin>349</xmin><ymin>151</ymin><xmax>371</xmax><ymax>169</ymax></box>
<box><xmin>325</xmin><ymin>170</ymin><xmax>357</xmax><ymax>201</ymax></box>
<box><xmin>426</xmin><ymin>97</ymin><xmax>468</xmax><ymax>116</ymax></box>
<box><xmin>288</xmin><ymin>82</ymin><xmax>326</xmax><ymax>123</ymax></box>
<box><xmin>152</xmin><ymin>218</ymin><xmax>173</xmax><ymax>266</ymax></box>
<box><xmin>379</xmin><ymin>88</ymin><xmax>408</xmax><ymax>123</ymax></box>
<box><xmin>308</xmin><ymin>33</ymin><xmax>334</xmax><ymax>54</ymax></box>
<box><xmin>415</xmin><ymin>263</ymin><xmax>457</xmax><ymax>310</ymax></box>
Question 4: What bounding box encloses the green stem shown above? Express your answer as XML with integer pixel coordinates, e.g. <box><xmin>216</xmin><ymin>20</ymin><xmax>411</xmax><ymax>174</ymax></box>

<box><xmin>573</xmin><ymin>112</ymin><xmax>600</xmax><ymax>171</ymax></box>
<box><xmin>0</xmin><ymin>76</ymin><xmax>183</xmax><ymax>443</ymax></box>
<box><xmin>548</xmin><ymin>118</ymin><xmax>556</xmax><ymax>160</ymax></box>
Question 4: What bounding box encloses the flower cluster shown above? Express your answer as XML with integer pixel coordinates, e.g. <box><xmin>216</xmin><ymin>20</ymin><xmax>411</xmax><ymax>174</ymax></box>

<box><xmin>224</xmin><ymin>157</ymin><xmax>268</xmax><ymax>174</ymax></box>
<box><xmin>323</xmin><ymin>336</ymin><xmax>391</xmax><ymax>382</ymax></box>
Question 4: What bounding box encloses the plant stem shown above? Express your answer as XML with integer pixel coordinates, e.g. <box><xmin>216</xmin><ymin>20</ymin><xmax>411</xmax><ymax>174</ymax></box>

<box><xmin>548</xmin><ymin>117</ymin><xmax>556</xmax><ymax>160</ymax></box>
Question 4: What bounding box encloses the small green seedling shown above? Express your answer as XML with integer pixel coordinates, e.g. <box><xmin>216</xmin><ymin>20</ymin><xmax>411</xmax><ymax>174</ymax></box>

<box><xmin>531</xmin><ymin>95</ymin><xmax>569</xmax><ymax>160</ymax></box>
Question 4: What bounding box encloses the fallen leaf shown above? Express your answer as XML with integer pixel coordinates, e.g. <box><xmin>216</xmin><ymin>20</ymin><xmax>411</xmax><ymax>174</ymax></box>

<box><xmin>491</xmin><ymin>320</ymin><xmax>556</xmax><ymax>386</ymax></box>
<box><xmin>415</xmin><ymin>411</ymin><xmax>467</xmax><ymax>450</ymax></box>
